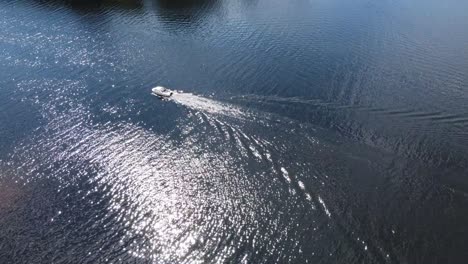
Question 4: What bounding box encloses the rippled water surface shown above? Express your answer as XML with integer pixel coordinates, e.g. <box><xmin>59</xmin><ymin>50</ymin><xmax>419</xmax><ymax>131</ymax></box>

<box><xmin>1</xmin><ymin>0</ymin><xmax>468</xmax><ymax>263</ymax></box>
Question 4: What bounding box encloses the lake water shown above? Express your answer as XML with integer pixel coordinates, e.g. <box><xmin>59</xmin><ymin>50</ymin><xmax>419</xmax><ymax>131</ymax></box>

<box><xmin>0</xmin><ymin>0</ymin><xmax>467</xmax><ymax>263</ymax></box>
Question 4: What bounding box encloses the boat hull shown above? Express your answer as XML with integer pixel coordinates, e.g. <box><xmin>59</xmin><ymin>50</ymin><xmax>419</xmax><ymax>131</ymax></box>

<box><xmin>152</xmin><ymin>86</ymin><xmax>173</xmax><ymax>97</ymax></box>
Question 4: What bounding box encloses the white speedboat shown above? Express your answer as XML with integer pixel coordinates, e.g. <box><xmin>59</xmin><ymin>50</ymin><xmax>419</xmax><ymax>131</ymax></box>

<box><xmin>152</xmin><ymin>86</ymin><xmax>173</xmax><ymax>98</ymax></box>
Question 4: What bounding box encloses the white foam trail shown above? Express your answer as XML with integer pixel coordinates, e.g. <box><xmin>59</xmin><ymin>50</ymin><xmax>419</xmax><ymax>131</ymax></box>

<box><xmin>318</xmin><ymin>196</ymin><xmax>331</xmax><ymax>218</ymax></box>
<box><xmin>171</xmin><ymin>92</ymin><xmax>247</xmax><ymax>118</ymax></box>
<box><xmin>280</xmin><ymin>167</ymin><xmax>291</xmax><ymax>183</ymax></box>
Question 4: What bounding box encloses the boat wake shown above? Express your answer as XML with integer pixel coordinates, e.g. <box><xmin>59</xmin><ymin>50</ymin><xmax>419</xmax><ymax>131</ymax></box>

<box><xmin>171</xmin><ymin>92</ymin><xmax>249</xmax><ymax>119</ymax></box>
<box><xmin>3</xmin><ymin>80</ymin><xmax>410</xmax><ymax>262</ymax></box>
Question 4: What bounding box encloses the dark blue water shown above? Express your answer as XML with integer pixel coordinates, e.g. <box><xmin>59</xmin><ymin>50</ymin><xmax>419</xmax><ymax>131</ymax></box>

<box><xmin>1</xmin><ymin>0</ymin><xmax>468</xmax><ymax>263</ymax></box>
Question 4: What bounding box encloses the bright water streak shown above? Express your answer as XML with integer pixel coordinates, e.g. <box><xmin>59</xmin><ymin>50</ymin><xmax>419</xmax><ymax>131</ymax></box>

<box><xmin>0</xmin><ymin>0</ymin><xmax>468</xmax><ymax>263</ymax></box>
